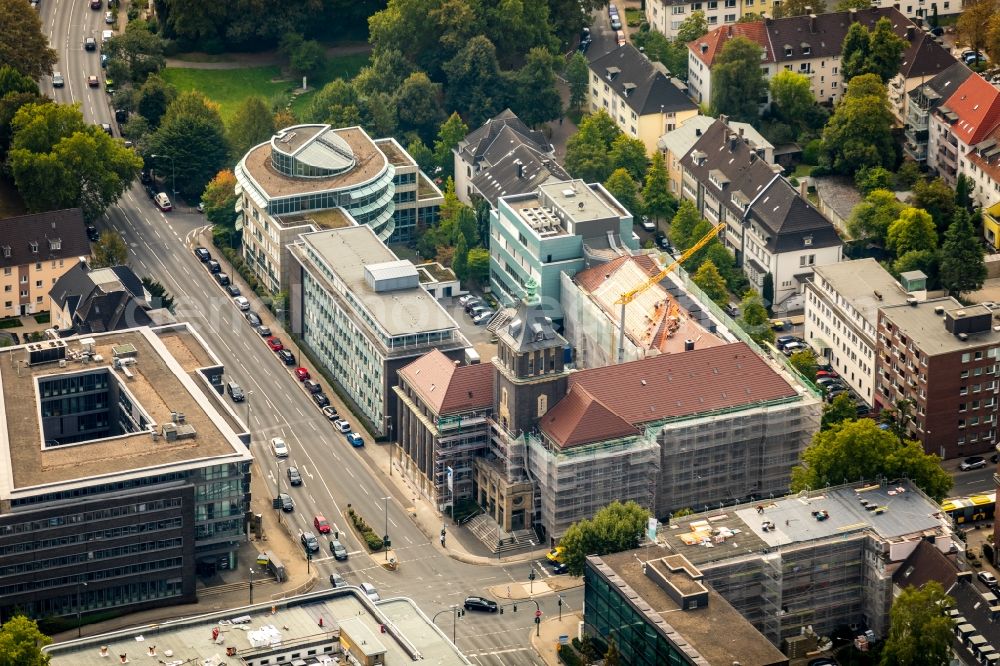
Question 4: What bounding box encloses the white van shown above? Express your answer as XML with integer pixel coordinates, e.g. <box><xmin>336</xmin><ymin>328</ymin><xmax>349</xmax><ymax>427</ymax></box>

<box><xmin>101</xmin><ymin>29</ymin><xmax>113</xmax><ymax>44</ymax></box>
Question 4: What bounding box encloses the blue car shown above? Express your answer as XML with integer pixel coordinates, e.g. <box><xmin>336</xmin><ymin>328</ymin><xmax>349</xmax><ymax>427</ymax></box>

<box><xmin>346</xmin><ymin>432</ymin><xmax>364</xmax><ymax>447</ymax></box>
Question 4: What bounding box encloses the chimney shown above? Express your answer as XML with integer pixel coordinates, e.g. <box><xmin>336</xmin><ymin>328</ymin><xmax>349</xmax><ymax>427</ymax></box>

<box><xmin>738</xmin><ymin>127</ymin><xmax>744</xmax><ymax>137</ymax></box>
<box><xmin>809</xmin><ymin>13</ymin><xmax>817</xmax><ymax>33</ymax></box>
<box><xmin>729</xmin><ymin>134</ymin><xmax>738</xmax><ymax>151</ymax></box>
<box><xmin>906</xmin><ymin>25</ymin><xmax>915</xmax><ymax>40</ymax></box>
<box><xmin>764</xmin><ymin>16</ymin><xmax>772</xmax><ymax>25</ymax></box>
<box><xmin>893</xmin><ymin>2</ymin><xmax>900</xmax><ymax>9</ymax></box>
<box><xmin>695</xmin><ymin>128</ymin><xmax>702</xmax><ymax>136</ymax></box>
<box><xmin>719</xmin><ymin>114</ymin><xmax>729</xmax><ymax>126</ymax></box>
<box><xmin>849</xmin><ymin>8</ymin><xmax>857</xmax><ymax>21</ymax></box>
<box><xmin>684</xmin><ymin>339</ymin><xmax>695</xmax><ymax>351</ymax></box>
<box><xmin>515</xmin><ymin>160</ymin><xmax>524</xmax><ymax>179</ymax></box>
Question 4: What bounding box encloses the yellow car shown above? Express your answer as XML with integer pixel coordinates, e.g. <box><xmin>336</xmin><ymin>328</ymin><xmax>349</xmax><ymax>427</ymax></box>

<box><xmin>546</xmin><ymin>546</ymin><xmax>565</xmax><ymax>563</ymax></box>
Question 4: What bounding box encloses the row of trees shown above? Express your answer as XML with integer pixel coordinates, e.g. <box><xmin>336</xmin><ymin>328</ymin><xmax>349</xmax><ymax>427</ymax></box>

<box><xmin>415</xmin><ymin>179</ymin><xmax>490</xmax><ymax>286</ymax></box>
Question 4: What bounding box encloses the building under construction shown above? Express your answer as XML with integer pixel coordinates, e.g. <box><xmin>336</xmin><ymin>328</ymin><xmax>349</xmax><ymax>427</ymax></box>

<box><xmin>658</xmin><ymin>479</ymin><xmax>956</xmax><ymax>646</ymax></box>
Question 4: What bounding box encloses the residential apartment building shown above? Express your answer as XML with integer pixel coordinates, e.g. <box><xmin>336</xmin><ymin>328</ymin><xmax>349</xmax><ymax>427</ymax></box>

<box><xmin>588</xmin><ymin>44</ymin><xmax>699</xmax><ymax>154</ymax></box>
<box><xmin>680</xmin><ymin>117</ymin><xmax>842</xmax><ymax>312</ymax></box>
<box><xmin>926</xmin><ymin>72</ymin><xmax>1000</xmax><ymax>190</ymax></box>
<box><xmin>646</xmin><ymin>0</ymin><xmax>778</xmax><ymax>40</ymax></box>
<box><xmin>0</xmin><ymin>324</ymin><xmax>253</xmax><ymax>622</ymax></box>
<box><xmin>585</xmin><ymin>551</ymin><xmax>787</xmax><ymax>666</ymax></box>
<box><xmin>688</xmin><ymin>8</ymin><xmax>956</xmax><ymax>110</ymax></box>
<box><xmin>804</xmin><ymin>259</ymin><xmax>911</xmax><ymax>406</ymax></box>
<box><xmin>0</xmin><ymin>208</ymin><xmax>89</xmax><ymax>317</ymax></box>
<box><xmin>903</xmin><ymin>61</ymin><xmax>973</xmax><ymax>163</ymax></box>
<box><xmin>561</xmin><ymin>254</ymin><xmax>730</xmax><ymax>369</ymax></box>
<box><xmin>394</xmin><ymin>349</ymin><xmax>494</xmax><ymax>510</ymax></box>
<box><xmin>489</xmin><ymin>180</ymin><xmax>637</xmax><ymax>321</ymax></box>
<box><xmin>235</xmin><ymin>124</ymin><xmax>439</xmax><ymax>292</ymax></box>
<box><xmin>288</xmin><ymin>226</ymin><xmax>469</xmax><ymax>436</ymax></box>
<box><xmin>661</xmin><ymin>480</ymin><xmax>955</xmax><ymax>646</ymax></box>
<box><xmin>453</xmin><ymin>109</ymin><xmax>557</xmax><ymax>206</ymax></box>
<box><xmin>876</xmin><ymin>298</ymin><xmax>1000</xmax><ymax>459</ymax></box>
<box><xmin>870</xmin><ymin>0</ymin><xmax>965</xmax><ymax>20</ymax></box>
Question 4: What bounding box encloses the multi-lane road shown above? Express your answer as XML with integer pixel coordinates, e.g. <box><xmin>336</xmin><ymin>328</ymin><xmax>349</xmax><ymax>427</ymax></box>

<box><xmin>35</xmin><ymin>3</ymin><xmax>576</xmax><ymax>663</ymax></box>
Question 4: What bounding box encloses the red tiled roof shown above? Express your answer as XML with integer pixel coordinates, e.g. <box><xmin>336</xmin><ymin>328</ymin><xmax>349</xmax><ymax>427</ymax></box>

<box><xmin>540</xmin><ymin>342</ymin><xmax>797</xmax><ymax>448</ymax></box>
<box><xmin>942</xmin><ymin>73</ymin><xmax>1000</xmax><ymax>146</ymax></box>
<box><xmin>397</xmin><ymin>349</ymin><xmax>494</xmax><ymax>415</ymax></box>
<box><xmin>573</xmin><ymin>254</ymin><xmax>659</xmax><ymax>292</ymax></box>
<box><xmin>689</xmin><ymin>22</ymin><xmax>772</xmax><ymax>67</ymax></box>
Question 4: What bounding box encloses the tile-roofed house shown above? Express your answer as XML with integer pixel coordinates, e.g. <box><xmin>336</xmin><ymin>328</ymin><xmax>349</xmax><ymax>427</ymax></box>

<box><xmin>0</xmin><ymin>208</ymin><xmax>90</xmax><ymax>317</ymax></box>
<box><xmin>687</xmin><ymin>22</ymin><xmax>773</xmax><ymax>106</ymax></box>
<box><xmin>454</xmin><ymin>109</ymin><xmax>554</xmax><ymax>205</ymax></box>
<box><xmin>891</xmin><ymin>539</ymin><xmax>959</xmax><ymax>593</ymax></box>
<box><xmin>469</xmin><ymin>142</ymin><xmax>571</xmax><ymax>208</ymax></box>
<box><xmin>396</xmin><ymin>348</ymin><xmax>493</xmax><ymax>415</ymax></box>
<box><xmin>904</xmin><ymin>60</ymin><xmax>973</xmax><ymax>163</ymax></box>
<box><xmin>889</xmin><ymin>27</ymin><xmax>962</xmax><ymax>123</ymax></box>
<box><xmin>49</xmin><ymin>262</ymin><xmax>165</xmax><ymax>334</ymax></box>
<box><xmin>929</xmin><ymin>72</ymin><xmax>1000</xmax><ymax>187</ymax></box>
<box><xmin>680</xmin><ymin>118</ymin><xmax>842</xmax><ymax>311</ymax></box>
<box><xmin>965</xmin><ymin>125</ymin><xmax>1000</xmax><ymax>214</ymax></box>
<box><xmin>539</xmin><ymin>386</ymin><xmax>639</xmax><ymax>448</ymax></box>
<box><xmin>588</xmin><ymin>44</ymin><xmax>700</xmax><ymax>154</ymax></box>
<box><xmin>658</xmin><ymin>116</ymin><xmax>774</xmax><ymax>195</ymax></box>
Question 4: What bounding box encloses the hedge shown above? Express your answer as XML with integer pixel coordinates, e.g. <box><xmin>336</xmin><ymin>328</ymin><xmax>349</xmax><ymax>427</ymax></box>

<box><xmin>557</xmin><ymin>645</ymin><xmax>583</xmax><ymax>666</ymax></box>
<box><xmin>348</xmin><ymin>508</ymin><xmax>384</xmax><ymax>552</ymax></box>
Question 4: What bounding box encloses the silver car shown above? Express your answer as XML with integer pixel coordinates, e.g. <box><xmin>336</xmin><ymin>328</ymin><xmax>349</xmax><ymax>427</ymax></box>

<box><xmin>52</xmin><ymin>72</ymin><xmax>64</xmax><ymax>88</ymax></box>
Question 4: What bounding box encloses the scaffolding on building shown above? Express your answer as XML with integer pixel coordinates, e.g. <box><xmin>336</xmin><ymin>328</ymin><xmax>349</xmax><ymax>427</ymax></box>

<box><xmin>431</xmin><ymin>410</ymin><xmax>491</xmax><ymax>508</ymax></box>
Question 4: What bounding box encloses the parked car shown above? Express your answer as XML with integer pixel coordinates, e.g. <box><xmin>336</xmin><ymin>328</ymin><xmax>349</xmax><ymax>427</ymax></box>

<box><xmin>360</xmin><ymin>582</ymin><xmax>380</xmax><ymax>602</ymax></box>
<box><xmin>546</xmin><ymin>546</ymin><xmax>565</xmax><ymax>563</ymax></box>
<box><xmin>458</xmin><ymin>294</ymin><xmax>479</xmax><ymax>306</ymax></box>
<box><xmin>551</xmin><ymin>561</ymin><xmax>569</xmax><ymax>574</ymax></box>
<box><xmin>233</xmin><ymin>296</ymin><xmax>250</xmax><ymax>311</ymax></box>
<box><xmin>225</xmin><ymin>284</ymin><xmax>241</xmax><ymax>297</ymax></box>
<box><xmin>99</xmin><ymin>122</ymin><xmax>112</xmax><ymax>135</ymax></box>
<box><xmin>278</xmin><ymin>493</ymin><xmax>294</xmax><ymax>512</ymax></box>
<box><xmin>961</xmin><ymin>455</ymin><xmax>988</xmax><ymax>471</ymax></box>
<box><xmin>90</xmin><ymin>0</ymin><xmax>101</xmax><ymax>8</ymax></box>
<box><xmin>277</xmin><ymin>349</ymin><xmax>295</xmax><ymax>365</ymax></box>
<box><xmin>724</xmin><ymin>304</ymin><xmax>739</xmax><ymax>317</ymax></box>
<box><xmin>776</xmin><ymin>335</ymin><xmax>802</xmax><ymax>349</ymax></box>
<box><xmin>929</xmin><ymin>26</ymin><xmax>944</xmax><ymax>36</ymax></box>
<box><xmin>206</xmin><ymin>260</ymin><xmax>221</xmax><ymax>274</ymax></box>
<box><xmin>52</xmin><ymin>72</ymin><xmax>64</xmax><ymax>87</ymax></box>
<box><xmin>640</xmin><ymin>216</ymin><xmax>655</xmax><ymax>232</ymax></box>
<box><xmin>104</xmin><ymin>10</ymin><xmax>114</xmax><ymax>23</ymax></box>
<box><xmin>144</xmin><ymin>184</ymin><xmax>157</xmax><ymax>200</ymax></box>
<box><xmin>465</xmin><ymin>301</ymin><xmax>483</xmax><ymax>315</ymax></box>
<box><xmin>329</xmin><ymin>572</ymin><xmax>347</xmax><ymax>588</ymax></box>
<box><xmin>346</xmin><ymin>432</ymin><xmax>364</xmax><ymax>447</ymax></box>
<box><xmin>85</xmin><ymin>225</ymin><xmax>100</xmax><ymax>242</ymax></box>
<box><xmin>330</xmin><ymin>539</ymin><xmax>349</xmax><ymax>560</ymax></box>
<box><xmin>256</xmin><ymin>325</ymin><xmax>271</xmax><ymax>337</ymax></box>
<box><xmin>473</xmin><ymin>311</ymin><xmax>494</xmax><ymax>325</ymax></box>
<box><xmin>610</xmin><ymin>15</ymin><xmax>622</xmax><ymax>30</ymax></box>
<box><xmin>287</xmin><ymin>466</ymin><xmax>302</xmax><ymax>486</ymax></box>
<box><xmin>267</xmin><ymin>337</ymin><xmax>284</xmax><ymax>352</ymax></box>
<box><xmin>154</xmin><ymin>192</ymin><xmax>172</xmax><ymax>211</ymax></box>
<box><xmin>295</xmin><ymin>367</ymin><xmax>310</xmax><ymax>381</ymax></box>
<box><xmin>300</xmin><ymin>531</ymin><xmax>320</xmax><ymax>553</ymax></box>
<box><xmin>270</xmin><ymin>437</ymin><xmax>289</xmax><ymax>458</ymax></box>
<box><xmin>464</xmin><ymin>596</ymin><xmax>498</xmax><ymax>613</ymax></box>
<box><xmin>303</xmin><ymin>379</ymin><xmax>322</xmax><ymax>394</ymax></box>
<box><xmin>226</xmin><ymin>381</ymin><xmax>245</xmax><ymax>402</ymax></box>
<box><xmin>194</xmin><ymin>246</ymin><xmax>211</xmax><ymax>262</ymax></box>
<box><xmin>782</xmin><ymin>342</ymin><xmax>807</xmax><ymax>356</ymax></box>
<box><xmin>245</xmin><ymin>312</ymin><xmax>262</xmax><ymax>327</ymax></box>
<box><xmin>334</xmin><ymin>419</ymin><xmax>351</xmax><ymax>433</ymax></box>
<box><xmin>87</xmin><ymin>74</ymin><xmax>99</xmax><ymax>87</ymax></box>
<box><xmin>312</xmin><ymin>393</ymin><xmax>330</xmax><ymax>408</ymax></box>
<box><xmin>314</xmin><ymin>514</ymin><xmax>330</xmax><ymax>534</ymax></box>
<box><xmin>815</xmin><ymin>370</ymin><xmax>839</xmax><ymax>379</ymax></box>
<box><xmin>979</xmin><ymin>571</ymin><xmax>998</xmax><ymax>588</ymax></box>
<box><xmin>322</xmin><ymin>405</ymin><xmax>339</xmax><ymax>421</ymax></box>
<box><xmin>214</xmin><ymin>272</ymin><xmax>230</xmax><ymax>286</ymax></box>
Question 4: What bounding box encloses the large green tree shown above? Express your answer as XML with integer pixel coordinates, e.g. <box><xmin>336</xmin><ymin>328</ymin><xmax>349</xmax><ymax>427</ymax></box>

<box><xmin>564</xmin><ymin>111</ymin><xmax>621</xmax><ymax>183</ymax></box>
<box><xmin>867</xmin><ymin>17</ymin><xmax>909</xmax><ymax>83</ymax></box>
<box><xmin>604</xmin><ymin>168</ymin><xmax>641</xmax><ymax>219</ymax></box>
<box><xmin>104</xmin><ymin>20</ymin><xmax>166</xmax><ymax>86</ymax></box>
<box><xmin>880</xmin><ymin>582</ymin><xmax>954</xmax><ymax>666</ymax></box>
<box><xmin>0</xmin><ymin>0</ymin><xmax>57</xmax><ymax>79</ymax></box>
<box><xmin>692</xmin><ymin>260</ymin><xmax>728</xmax><ymax>306</ymax></box>
<box><xmin>227</xmin><ymin>96</ymin><xmax>276</xmax><ymax>160</ymax></box>
<box><xmin>0</xmin><ymin>615</ymin><xmax>50</xmax><ymax>666</ymax></box>
<box><xmin>92</xmin><ymin>230</ymin><xmax>129</xmax><ymax>268</ymax></box>
<box><xmin>957</xmin><ymin>0</ymin><xmax>994</xmax><ymax>59</ymax></box>
<box><xmin>789</xmin><ymin>348</ymin><xmax>817</xmax><ymax>382</ymax></box>
<box><xmin>354</xmin><ymin>48</ymin><xmax>414</xmax><ymax>98</ymax></box>
<box><xmin>565</xmin><ymin>52</ymin><xmax>590</xmax><ymax>112</ymax></box>
<box><xmin>711</xmin><ymin>37</ymin><xmax>767</xmax><ymax>122</ymax></box>
<box><xmin>670</xmin><ymin>199</ymin><xmax>702</xmax><ymax>250</ymax></box>
<box><xmin>8</xmin><ymin>103</ymin><xmax>142</xmax><ymax>221</ymax></box>
<box><xmin>201</xmin><ymin>169</ymin><xmax>239</xmax><ymax>229</ymax></box>
<box><xmin>134</xmin><ymin>74</ymin><xmax>177</xmax><ymax>129</ymax></box>
<box><xmin>559</xmin><ymin>501</ymin><xmax>651</xmax><ymax>576</ymax></box>
<box><xmin>847</xmin><ymin>189</ymin><xmax>905</xmax><ymax>245</ymax></box>
<box><xmin>434</xmin><ymin>112</ymin><xmax>469</xmax><ymax>179</ymax></box>
<box><xmin>147</xmin><ymin>91</ymin><xmax>230</xmax><ymax>201</ymax></box>
<box><xmin>774</xmin><ymin>0</ymin><xmax>826</xmax><ymax>18</ymax></box>
<box><xmin>911</xmin><ymin>177</ymin><xmax>957</xmax><ymax>234</ymax></box>
<box><xmin>442</xmin><ymin>36</ymin><xmax>507</xmax><ymax>128</ymax></box>
<box><xmin>305</xmin><ymin>78</ymin><xmax>361</xmax><ymax>127</ymax></box>
<box><xmin>940</xmin><ymin>208</ymin><xmax>987</xmax><ymax>296</ymax></box>
<box><xmin>738</xmin><ymin>290</ymin><xmax>774</xmax><ymax>345</ymax></box>
<box><xmin>822</xmin><ymin>74</ymin><xmax>896</xmax><ymax>175</ymax></box>
<box><xmin>887</xmin><ymin>207</ymin><xmax>938</xmax><ymax>257</ymax></box>
<box><xmin>465</xmin><ymin>247</ymin><xmax>490</xmax><ymax>285</ymax></box>
<box><xmin>641</xmin><ymin>152</ymin><xmax>674</xmax><ymax>229</ymax></box>
<box><xmin>822</xmin><ymin>393</ymin><xmax>858</xmax><ymax>431</ymax></box>
<box><xmin>609</xmin><ymin>135</ymin><xmax>649</xmax><ymax>182</ymax></box>
<box><xmin>514</xmin><ymin>47</ymin><xmax>563</xmax><ymax>127</ymax></box>
<box><xmin>0</xmin><ymin>65</ymin><xmax>43</xmax><ymax>160</ymax></box>
<box><xmin>676</xmin><ymin>11</ymin><xmax>709</xmax><ymax>43</ymax></box>
<box><xmin>396</xmin><ymin>71</ymin><xmax>445</xmax><ymax>143</ymax></box>
<box><xmin>769</xmin><ymin>70</ymin><xmax>815</xmax><ymax>130</ymax></box>
<box><xmin>791</xmin><ymin>419</ymin><xmax>952</xmax><ymax>500</ymax></box>
<box><xmin>631</xmin><ymin>30</ymin><xmax>690</xmax><ymax>81</ymax></box>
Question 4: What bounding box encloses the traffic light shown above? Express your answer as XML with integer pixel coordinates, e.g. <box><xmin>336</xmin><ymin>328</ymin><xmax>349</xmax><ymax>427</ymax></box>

<box><xmin>499</xmin><ymin>607</ymin><xmax>504</xmax><ymax>614</ymax></box>
<box><xmin>513</xmin><ymin>603</ymin><xmax>517</xmax><ymax>612</ymax></box>
<box><xmin>458</xmin><ymin>609</ymin><xmax>465</xmax><ymax>617</ymax></box>
<box><xmin>534</xmin><ymin>616</ymin><xmax>540</xmax><ymax>625</ymax></box>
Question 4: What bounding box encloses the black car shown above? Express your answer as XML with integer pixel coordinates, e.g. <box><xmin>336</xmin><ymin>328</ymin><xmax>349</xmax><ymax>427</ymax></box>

<box><xmin>287</xmin><ymin>466</ymin><xmax>302</xmax><ymax>486</ymax></box>
<box><xmin>114</xmin><ymin>108</ymin><xmax>128</xmax><ymax>122</ymax></box>
<box><xmin>277</xmin><ymin>349</ymin><xmax>295</xmax><ymax>365</ymax></box>
<box><xmin>215</xmin><ymin>272</ymin><xmax>230</xmax><ymax>286</ymax></box>
<box><xmin>140</xmin><ymin>169</ymin><xmax>152</xmax><ymax>184</ymax></box>
<box><xmin>206</xmin><ymin>260</ymin><xmax>221</xmax><ymax>274</ymax></box>
<box><xmin>330</xmin><ymin>539</ymin><xmax>348</xmax><ymax>560</ymax></box>
<box><xmin>256</xmin><ymin>325</ymin><xmax>271</xmax><ymax>337</ymax></box>
<box><xmin>85</xmin><ymin>225</ymin><xmax>100</xmax><ymax>242</ymax></box>
<box><xmin>551</xmin><ymin>561</ymin><xmax>569</xmax><ymax>574</ymax></box>
<box><xmin>278</xmin><ymin>493</ymin><xmax>294</xmax><ymax>512</ymax></box>
<box><xmin>463</xmin><ymin>596</ymin><xmax>498</xmax><ymax>613</ymax></box>
<box><xmin>194</xmin><ymin>247</ymin><xmax>211</xmax><ymax>262</ymax></box>
<box><xmin>84</xmin><ymin>36</ymin><xmax>97</xmax><ymax>51</ymax></box>
<box><xmin>300</xmin><ymin>531</ymin><xmax>320</xmax><ymax>553</ymax></box>
<box><xmin>225</xmin><ymin>284</ymin><xmax>241</xmax><ymax>297</ymax></box>
<box><xmin>245</xmin><ymin>311</ymin><xmax>262</xmax><ymax>327</ymax></box>
<box><xmin>312</xmin><ymin>392</ymin><xmax>330</xmax><ymax>408</ymax></box>
<box><xmin>303</xmin><ymin>379</ymin><xmax>322</xmax><ymax>394</ymax></box>
<box><xmin>145</xmin><ymin>184</ymin><xmax>157</xmax><ymax>199</ymax></box>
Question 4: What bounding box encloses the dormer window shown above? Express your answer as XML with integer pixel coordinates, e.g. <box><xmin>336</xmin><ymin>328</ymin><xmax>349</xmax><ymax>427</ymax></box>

<box><xmin>803</xmin><ymin>235</ymin><xmax>813</xmax><ymax>247</ymax></box>
<box><xmin>784</xmin><ymin>44</ymin><xmax>793</xmax><ymax>57</ymax></box>
<box><xmin>48</xmin><ymin>238</ymin><xmax>61</xmax><ymax>251</ymax></box>
<box><xmin>606</xmin><ymin>66</ymin><xmax>621</xmax><ymax>81</ymax></box>
<box><xmin>29</xmin><ymin>241</ymin><xmax>38</xmax><ymax>254</ymax></box>
<box><xmin>801</xmin><ymin>42</ymin><xmax>811</xmax><ymax>55</ymax></box>
<box><xmin>622</xmin><ymin>82</ymin><xmax>636</xmax><ymax>97</ymax></box>
<box><xmin>1</xmin><ymin>246</ymin><xmax>9</xmax><ymax>258</ymax></box>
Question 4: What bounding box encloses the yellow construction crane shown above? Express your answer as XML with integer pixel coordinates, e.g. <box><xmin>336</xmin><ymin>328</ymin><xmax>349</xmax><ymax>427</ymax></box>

<box><xmin>615</xmin><ymin>220</ymin><xmax>726</xmax><ymax>364</ymax></box>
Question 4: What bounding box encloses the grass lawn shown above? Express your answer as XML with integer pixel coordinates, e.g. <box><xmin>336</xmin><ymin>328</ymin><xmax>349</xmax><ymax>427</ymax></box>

<box><xmin>792</xmin><ymin>164</ymin><xmax>814</xmax><ymax>179</ymax></box>
<box><xmin>162</xmin><ymin>53</ymin><xmax>370</xmax><ymax>125</ymax></box>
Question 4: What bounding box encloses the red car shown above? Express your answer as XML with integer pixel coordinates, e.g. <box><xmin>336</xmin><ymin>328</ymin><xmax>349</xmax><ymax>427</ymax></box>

<box><xmin>267</xmin><ymin>337</ymin><xmax>284</xmax><ymax>352</ymax></box>
<box><xmin>314</xmin><ymin>514</ymin><xmax>331</xmax><ymax>534</ymax></box>
<box><xmin>816</xmin><ymin>370</ymin><xmax>839</xmax><ymax>378</ymax></box>
<box><xmin>294</xmin><ymin>367</ymin><xmax>310</xmax><ymax>381</ymax></box>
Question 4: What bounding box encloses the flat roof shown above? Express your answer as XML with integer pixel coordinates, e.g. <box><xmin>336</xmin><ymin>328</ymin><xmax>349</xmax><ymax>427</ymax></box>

<box><xmin>375</xmin><ymin>137</ymin><xmax>415</xmax><ymax>167</ymax></box>
<box><xmin>661</xmin><ymin>481</ymin><xmax>947</xmax><ymax>567</ymax></box>
<box><xmin>241</xmin><ymin>126</ymin><xmax>387</xmax><ymax>199</ymax></box>
<box><xmin>276</xmin><ymin>207</ymin><xmax>357</xmax><ymax>230</ymax></box>
<box><xmin>298</xmin><ymin>226</ymin><xmax>459</xmax><ymax>338</ymax></box>
<box><xmin>0</xmin><ymin>325</ymin><xmax>250</xmax><ymax>495</ymax></box>
<box><xmin>538</xmin><ymin>180</ymin><xmax>618</xmax><ymax>222</ymax></box>
<box><xmin>881</xmin><ymin>296</ymin><xmax>1000</xmax><ymax>355</ymax></box>
<box><xmin>45</xmin><ymin>589</ymin><xmax>470</xmax><ymax>665</ymax></box>
<box><xmin>812</xmin><ymin>258</ymin><xmax>910</xmax><ymax>325</ymax></box>
<box><xmin>594</xmin><ymin>550</ymin><xmax>787</xmax><ymax>666</ymax></box>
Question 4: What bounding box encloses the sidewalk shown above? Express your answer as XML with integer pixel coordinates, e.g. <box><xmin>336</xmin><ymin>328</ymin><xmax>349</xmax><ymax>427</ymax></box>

<box><xmin>531</xmin><ymin>611</ymin><xmax>583</xmax><ymax>666</ymax></box>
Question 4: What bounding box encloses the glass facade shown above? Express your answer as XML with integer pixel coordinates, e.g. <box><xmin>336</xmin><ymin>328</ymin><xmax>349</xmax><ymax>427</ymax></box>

<box><xmin>583</xmin><ymin>563</ymin><xmax>692</xmax><ymax>666</ymax></box>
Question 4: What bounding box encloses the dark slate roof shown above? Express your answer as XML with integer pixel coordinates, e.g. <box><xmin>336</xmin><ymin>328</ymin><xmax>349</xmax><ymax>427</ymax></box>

<box><xmin>683</xmin><ymin>119</ymin><xmax>840</xmax><ymax>252</ymax></box>
<box><xmin>0</xmin><ymin>209</ymin><xmax>89</xmax><ymax>269</ymax></box>
<box><xmin>908</xmin><ymin>60</ymin><xmax>973</xmax><ymax>106</ymax></box>
<box><xmin>588</xmin><ymin>44</ymin><xmax>698</xmax><ymax>117</ymax></box>
<box><xmin>471</xmin><ymin>143</ymin><xmax>571</xmax><ymax>207</ymax></box>
<box><xmin>458</xmin><ymin>109</ymin><xmax>552</xmax><ymax>164</ymax></box>
<box><xmin>50</xmin><ymin>260</ymin><xmax>93</xmax><ymax>312</ymax></box>
<box><xmin>496</xmin><ymin>294</ymin><xmax>566</xmax><ymax>354</ymax></box>
<box><xmin>892</xmin><ymin>539</ymin><xmax>958</xmax><ymax>592</ymax></box>
<box><xmin>50</xmin><ymin>262</ymin><xmax>153</xmax><ymax>334</ymax></box>
<box><xmin>75</xmin><ymin>290</ymin><xmax>153</xmax><ymax>334</ymax></box>
<box><xmin>899</xmin><ymin>28</ymin><xmax>960</xmax><ymax>80</ymax></box>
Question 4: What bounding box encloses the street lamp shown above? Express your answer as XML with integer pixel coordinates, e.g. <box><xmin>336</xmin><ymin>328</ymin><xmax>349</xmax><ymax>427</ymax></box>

<box><xmin>249</xmin><ymin>568</ymin><xmax>255</xmax><ymax>605</ymax></box>
<box><xmin>385</xmin><ymin>415</ymin><xmax>394</xmax><ymax>477</ymax></box>
<box><xmin>246</xmin><ymin>390</ymin><xmax>253</xmax><ymax>438</ymax></box>
<box><xmin>76</xmin><ymin>580</ymin><xmax>88</xmax><ymax>638</ymax></box>
<box><xmin>382</xmin><ymin>496</ymin><xmax>391</xmax><ymax>560</ymax></box>
<box><xmin>150</xmin><ymin>154</ymin><xmax>176</xmax><ymax>198</ymax></box>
